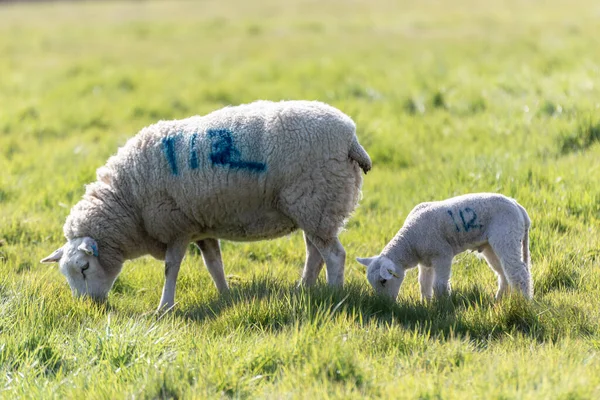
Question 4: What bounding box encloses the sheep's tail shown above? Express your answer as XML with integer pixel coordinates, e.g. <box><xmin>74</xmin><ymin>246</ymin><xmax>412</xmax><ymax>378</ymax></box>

<box><xmin>349</xmin><ymin>137</ymin><xmax>372</xmax><ymax>174</ymax></box>
<box><xmin>515</xmin><ymin>201</ymin><xmax>531</xmax><ymax>267</ymax></box>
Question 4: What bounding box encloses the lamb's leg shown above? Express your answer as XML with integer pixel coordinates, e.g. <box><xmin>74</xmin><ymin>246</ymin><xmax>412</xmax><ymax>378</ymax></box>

<box><xmin>300</xmin><ymin>233</ymin><xmax>325</xmax><ymax>286</ymax></box>
<box><xmin>480</xmin><ymin>245</ymin><xmax>509</xmax><ymax>300</ymax></box>
<box><xmin>489</xmin><ymin>235</ymin><xmax>532</xmax><ymax>299</ymax></box>
<box><xmin>196</xmin><ymin>238</ymin><xmax>228</xmax><ymax>293</ymax></box>
<box><xmin>158</xmin><ymin>239</ymin><xmax>189</xmax><ymax>312</ymax></box>
<box><xmin>418</xmin><ymin>264</ymin><xmax>434</xmax><ymax>301</ymax></box>
<box><xmin>431</xmin><ymin>255</ymin><xmax>453</xmax><ymax>298</ymax></box>
<box><xmin>305</xmin><ymin>234</ymin><xmax>345</xmax><ymax>286</ymax></box>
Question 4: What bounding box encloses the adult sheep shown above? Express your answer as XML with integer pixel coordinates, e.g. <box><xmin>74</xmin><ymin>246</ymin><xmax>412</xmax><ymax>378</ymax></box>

<box><xmin>41</xmin><ymin>100</ymin><xmax>372</xmax><ymax>311</ymax></box>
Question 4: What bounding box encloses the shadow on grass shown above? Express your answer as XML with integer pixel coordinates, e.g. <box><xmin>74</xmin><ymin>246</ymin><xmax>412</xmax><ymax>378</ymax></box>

<box><xmin>174</xmin><ymin>275</ymin><xmax>586</xmax><ymax>343</ymax></box>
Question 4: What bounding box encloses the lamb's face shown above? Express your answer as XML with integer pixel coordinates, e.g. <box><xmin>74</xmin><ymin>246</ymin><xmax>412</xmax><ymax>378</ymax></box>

<box><xmin>40</xmin><ymin>237</ymin><xmax>117</xmax><ymax>302</ymax></box>
<box><xmin>357</xmin><ymin>255</ymin><xmax>404</xmax><ymax>299</ymax></box>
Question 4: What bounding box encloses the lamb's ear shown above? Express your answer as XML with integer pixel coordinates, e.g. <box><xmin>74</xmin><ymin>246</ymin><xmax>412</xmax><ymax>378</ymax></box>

<box><xmin>78</xmin><ymin>237</ymin><xmax>99</xmax><ymax>257</ymax></box>
<box><xmin>40</xmin><ymin>247</ymin><xmax>64</xmax><ymax>263</ymax></box>
<box><xmin>356</xmin><ymin>256</ymin><xmax>377</xmax><ymax>268</ymax></box>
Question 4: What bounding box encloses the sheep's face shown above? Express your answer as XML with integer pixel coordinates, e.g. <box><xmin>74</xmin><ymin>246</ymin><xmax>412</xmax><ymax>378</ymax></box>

<box><xmin>40</xmin><ymin>237</ymin><xmax>117</xmax><ymax>302</ymax></box>
<box><xmin>357</xmin><ymin>255</ymin><xmax>404</xmax><ymax>299</ymax></box>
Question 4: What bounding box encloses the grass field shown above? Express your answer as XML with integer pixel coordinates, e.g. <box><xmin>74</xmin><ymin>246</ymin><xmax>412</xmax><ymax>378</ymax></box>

<box><xmin>1</xmin><ymin>0</ymin><xmax>600</xmax><ymax>398</ymax></box>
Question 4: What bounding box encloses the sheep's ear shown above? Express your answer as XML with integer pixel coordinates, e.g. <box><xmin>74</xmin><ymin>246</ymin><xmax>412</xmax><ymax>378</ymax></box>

<box><xmin>40</xmin><ymin>247</ymin><xmax>64</xmax><ymax>263</ymax></box>
<box><xmin>356</xmin><ymin>256</ymin><xmax>376</xmax><ymax>268</ymax></box>
<box><xmin>78</xmin><ymin>237</ymin><xmax>99</xmax><ymax>257</ymax></box>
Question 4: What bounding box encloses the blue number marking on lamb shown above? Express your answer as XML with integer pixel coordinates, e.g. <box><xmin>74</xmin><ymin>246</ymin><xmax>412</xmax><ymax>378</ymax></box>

<box><xmin>207</xmin><ymin>128</ymin><xmax>266</xmax><ymax>172</ymax></box>
<box><xmin>189</xmin><ymin>132</ymin><xmax>199</xmax><ymax>170</ymax></box>
<box><xmin>447</xmin><ymin>208</ymin><xmax>483</xmax><ymax>232</ymax></box>
<box><xmin>459</xmin><ymin>207</ymin><xmax>483</xmax><ymax>232</ymax></box>
<box><xmin>447</xmin><ymin>210</ymin><xmax>460</xmax><ymax>232</ymax></box>
<box><xmin>161</xmin><ymin>135</ymin><xmax>179</xmax><ymax>176</ymax></box>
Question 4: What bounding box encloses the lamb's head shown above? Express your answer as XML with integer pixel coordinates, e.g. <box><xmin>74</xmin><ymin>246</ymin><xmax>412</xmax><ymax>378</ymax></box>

<box><xmin>357</xmin><ymin>255</ymin><xmax>404</xmax><ymax>299</ymax></box>
<box><xmin>40</xmin><ymin>237</ymin><xmax>118</xmax><ymax>302</ymax></box>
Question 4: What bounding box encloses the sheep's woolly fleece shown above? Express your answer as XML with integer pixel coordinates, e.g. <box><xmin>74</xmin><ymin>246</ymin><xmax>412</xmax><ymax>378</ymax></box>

<box><xmin>58</xmin><ymin>100</ymin><xmax>371</xmax><ymax>299</ymax></box>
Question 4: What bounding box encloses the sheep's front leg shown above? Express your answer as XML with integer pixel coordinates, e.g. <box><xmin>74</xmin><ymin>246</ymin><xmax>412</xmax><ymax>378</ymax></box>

<box><xmin>196</xmin><ymin>238</ymin><xmax>228</xmax><ymax>293</ymax></box>
<box><xmin>158</xmin><ymin>240</ymin><xmax>189</xmax><ymax>313</ymax></box>
<box><xmin>300</xmin><ymin>233</ymin><xmax>325</xmax><ymax>286</ymax></box>
<box><xmin>305</xmin><ymin>235</ymin><xmax>345</xmax><ymax>286</ymax></box>
<box><xmin>431</xmin><ymin>255</ymin><xmax>453</xmax><ymax>298</ymax></box>
<box><xmin>418</xmin><ymin>265</ymin><xmax>434</xmax><ymax>301</ymax></box>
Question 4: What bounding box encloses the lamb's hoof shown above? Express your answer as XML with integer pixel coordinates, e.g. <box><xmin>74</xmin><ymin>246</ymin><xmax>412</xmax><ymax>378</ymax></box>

<box><xmin>155</xmin><ymin>303</ymin><xmax>175</xmax><ymax>316</ymax></box>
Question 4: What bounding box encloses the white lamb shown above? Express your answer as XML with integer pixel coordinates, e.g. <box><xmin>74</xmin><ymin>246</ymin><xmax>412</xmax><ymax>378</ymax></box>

<box><xmin>40</xmin><ymin>100</ymin><xmax>372</xmax><ymax>311</ymax></box>
<box><xmin>357</xmin><ymin>193</ymin><xmax>532</xmax><ymax>301</ymax></box>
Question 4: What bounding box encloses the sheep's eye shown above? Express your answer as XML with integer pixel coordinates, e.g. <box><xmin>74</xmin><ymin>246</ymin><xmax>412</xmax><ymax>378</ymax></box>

<box><xmin>81</xmin><ymin>262</ymin><xmax>90</xmax><ymax>279</ymax></box>
<box><xmin>379</xmin><ymin>279</ymin><xmax>387</xmax><ymax>287</ymax></box>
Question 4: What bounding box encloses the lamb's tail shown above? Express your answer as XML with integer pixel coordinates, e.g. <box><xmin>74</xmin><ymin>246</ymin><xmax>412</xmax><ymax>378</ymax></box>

<box><xmin>349</xmin><ymin>138</ymin><xmax>372</xmax><ymax>174</ymax></box>
<box><xmin>515</xmin><ymin>201</ymin><xmax>531</xmax><ymax>267</ymax></box>
<box><xmin>522</xmin><ymin>225</ymin><xmax>530</xmax><ymax>267</ymax></box>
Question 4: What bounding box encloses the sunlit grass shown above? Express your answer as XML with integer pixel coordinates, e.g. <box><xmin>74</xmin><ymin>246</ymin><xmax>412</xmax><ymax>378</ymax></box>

<box><xmin>1</xmin><ymin>0</ymin><xmax>599</xmax><ymax>397</ymax></box>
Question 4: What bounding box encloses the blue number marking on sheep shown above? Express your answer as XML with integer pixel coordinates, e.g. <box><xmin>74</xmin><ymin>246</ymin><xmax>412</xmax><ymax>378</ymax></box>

<box><xmin>447</xmin><ymin>210</ymin><xmax>460</xmax><ymax>232</ymax></box>
<box><xmin>189</xmin><ymin>132</ymin><xmax>199</xmax><ymax>170</ymax></box>
<box><xmin>459</xmin><ymin>207</ymin><xmax>483</xmax><ymax>232</ymax></box>
<box><xmin>207</xmin><ymin>128</ymin><xmax>266</xmax><ymax>172</ymax></box>
<box><xmin>161</xmin><ymin>136</ymin><xmax>179</xmax><ymax>176</ymax></box>
<box><xmin>90</xmin><ymin>242</ymin><xmax>99</xmax><ymax>257</ymax></box>
<box><xmin>162</xmin><ymin>129</ymin><xmax>265</xmax><ymax>175</ymax></box>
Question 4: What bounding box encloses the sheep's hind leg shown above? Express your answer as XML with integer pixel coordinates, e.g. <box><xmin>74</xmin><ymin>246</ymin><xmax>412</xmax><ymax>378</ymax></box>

<box><xmin>196</xmin><ymin>238</ymin><xmax>229</xmax><ymax>293</ymax></box>
<box><xmin>305</xmin><ymin>234</ymin><xmax>345</xmax><ymax>287</ymax></box>
<box><xmin>489</xmin><ymin>235</ymin><xmax>532</xmax><ymax>299</ymax></box>
<box><xmin>299</xmin><ymin>232</ymin><xmax>325</xmax><ymax>286</ymax></box>
<box><xmin>278</xmin><ymin>170</ymin><xmax>355</xmax><ymax>288</ymax></box>
<box><xmin>480</xmin><ymin>245</ymin><xmax>509</xmax><ymax>300</ymax></box>
<box><xmin>158</xmin><ymin>239</ymin><xmax>189</xmax><ymax>313</ymax></box>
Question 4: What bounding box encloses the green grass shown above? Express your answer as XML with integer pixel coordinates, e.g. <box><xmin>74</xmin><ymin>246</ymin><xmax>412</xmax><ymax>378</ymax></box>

<box><xmin>1</xmin><ymin>0</ymin><xmax>600</xmax><ymax>397</ymax></box>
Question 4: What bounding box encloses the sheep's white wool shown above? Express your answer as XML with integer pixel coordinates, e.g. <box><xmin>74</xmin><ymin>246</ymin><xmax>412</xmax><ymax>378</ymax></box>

<box><xmin>42</xmin><ymin>100</ymin><xmax>372</xmax><ymax>311</ymax></box>
<box><xmin>358</xmin><ymin>193</ymin><xmax>532</xmax><ymax>300</ymax></box>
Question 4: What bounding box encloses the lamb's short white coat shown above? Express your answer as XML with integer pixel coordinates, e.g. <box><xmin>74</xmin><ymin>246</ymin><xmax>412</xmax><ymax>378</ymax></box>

<box><xmin>357</xmin><ymin>193</ymin><xmax>532</xmax><ymax>300</ymax></box>
<box><xmin>41</xmin><ymin>100</ymin><xmax>371</xmax><ymax>311</ymax></box>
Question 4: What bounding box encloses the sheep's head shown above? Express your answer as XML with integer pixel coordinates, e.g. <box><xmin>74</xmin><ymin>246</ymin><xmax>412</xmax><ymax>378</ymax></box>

<box><xmin>40</xmin><ymin>237</ymin><xmax>118</xmax><ymax>302</ymax></box>
<box><xmin>357</xmin><ymin>255</ymin><xmax>404</xmax><ymax>299</ymax></box>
